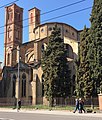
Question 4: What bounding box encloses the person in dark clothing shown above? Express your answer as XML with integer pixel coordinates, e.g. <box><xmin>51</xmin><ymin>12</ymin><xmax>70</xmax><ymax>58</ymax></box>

<box><xmin>79</xmin><ymin>98</ymin><xmax>85</xmax><ymax>113</ymax></box>
<box><xmin>73</xmin><ymin>98</ymin><xmax>79</xmax><ymax>113</ymax></box>
<box><xmin>81</xmin><ymin>100</ymin><xmax>85</xmax><ymax>113</ymax></box>
<box><xmin>18</xmin><ymin>99</ymin><xmax>21</xmax><ymax>110</ymax></box>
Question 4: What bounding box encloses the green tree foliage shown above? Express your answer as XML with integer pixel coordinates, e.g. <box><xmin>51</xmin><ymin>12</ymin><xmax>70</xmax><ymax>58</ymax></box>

<box><xmin>76</xmin><ymin>0</ymin><xmax>102</xmax><ymax>99</ymax></box>
<box><xmin>75</xmin><ymin>27</ymin><xmax>92</xmax><ymax>98</ymax></box>
<box><xmin>74</xmin><ymin>58</ymin><xmax>80</xmax><ymax>97</ymax></box>
<box><xmin>78</xmin><ymin>27</ymin><xmax>95</xmax><ymax>98</ymax></box>
<box><xmin>89</xmin><ymin>0</ymin><xmax>102</xmax><ymax>94</ymax></box>
<box><xmin>41</xmin><ymin>25</ymin><xmax>71</xmax><ymax>107</ymax></box>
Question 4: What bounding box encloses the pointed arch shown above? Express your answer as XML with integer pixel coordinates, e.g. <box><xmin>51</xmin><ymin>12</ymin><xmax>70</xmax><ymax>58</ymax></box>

<box><xmin>30</xmin><ymin>13</ymin><xmax>33</xmax><ymax>23</ymax></box>
<box><xmin>8</xmin><ymin>9</ymin><xmax>13</xmax><ymax>22</ymax></box>
<box><xmin>8</xmin><ymin>26</ymin><xmax>12</xmax><ymax>41</ymax></box>
<box><xmin>7</xmin><ymin>53</ymin><xmax>10</xmax><ymax>65</ymax></box>
<box><xmin>42</xmin><ymin>74</ymin><xmax>44</xmax><ymax>97</ymax></box>
<box><xmin>25</xmin><ymin>48</ymin><xmax>34</xmax><ymax>63</ymax></box>
<box><xmin>22</xmin><ymin>73</ymin><xmax>26</xmax><ymax>97</ymax></box>
<box><xmin>12</xmin><ymin>74</ymin><xmax>16</xmax><ymax>97</ymax></box>
<box><xmin>64</xmin><ymin>44</ymin><xmax>74</xmax><ymax>59</ymax></box>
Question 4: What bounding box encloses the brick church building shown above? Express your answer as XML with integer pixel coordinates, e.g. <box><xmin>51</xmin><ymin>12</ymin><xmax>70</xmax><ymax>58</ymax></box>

<box><xmin>0</xmin><ymin>4</ymin><xmax>80</xmax><ymax>105</ymax></box>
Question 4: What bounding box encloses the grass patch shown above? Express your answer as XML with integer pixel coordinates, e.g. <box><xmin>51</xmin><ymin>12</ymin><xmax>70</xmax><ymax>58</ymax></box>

<box><xmin>21</xmin><ymin>105</ymin><xmax>74</xmax><ymax>111</ymax></box>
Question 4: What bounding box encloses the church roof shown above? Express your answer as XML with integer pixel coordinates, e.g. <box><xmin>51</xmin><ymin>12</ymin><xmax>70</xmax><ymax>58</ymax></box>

<box><xmin>33</xmin><ymin>22</ymin><xmax>79</xmax><ymax>32</ymax></box>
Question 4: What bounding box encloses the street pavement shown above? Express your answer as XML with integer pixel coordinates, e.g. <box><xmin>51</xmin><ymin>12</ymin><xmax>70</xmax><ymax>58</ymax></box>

<box><xmin>0</xmin><ymin>108</ymin><xmax>102</xmax><ymax>118</ymax></box>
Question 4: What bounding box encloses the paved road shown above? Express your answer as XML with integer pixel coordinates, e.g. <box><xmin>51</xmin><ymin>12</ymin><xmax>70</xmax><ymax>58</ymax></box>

<box><xmin>0</xmin><ymin>110</ymin><xmax>102</xmax><ymax>120</ymax></box>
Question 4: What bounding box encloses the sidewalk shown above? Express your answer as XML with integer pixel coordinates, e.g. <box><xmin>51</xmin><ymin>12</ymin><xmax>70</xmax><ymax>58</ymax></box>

<box><xmin>0</xmin><ymin>108</ymin><xmax>102</xmax><ymax>118</ymax></box>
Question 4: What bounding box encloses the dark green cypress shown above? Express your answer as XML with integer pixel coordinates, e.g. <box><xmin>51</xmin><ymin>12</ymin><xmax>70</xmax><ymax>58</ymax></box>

<box><xmin>76</xmin><ymin>26</ymin><xmax>92</xmax><ymax>98</ymax></box>
<box><xmin>89</xmin><ymin>0</ymin><xmax>102</xmax><ymax>94</ymax></box>
<box><xmin>80</xmin><ymin>27</ymin><xmax>95</xmax><ymax>98</ymax></box>
<box><xmin>76</xmin><ymin>0</ymin><xmax>102</xmax><ymax>100</ymax></box>
<box><xmin>41</xmin><ymin>25</ymin><xmax>71</xmax><ymax>107</ymax></box>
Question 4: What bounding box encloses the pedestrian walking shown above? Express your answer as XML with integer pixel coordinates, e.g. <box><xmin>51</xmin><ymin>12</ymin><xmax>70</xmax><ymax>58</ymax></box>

<box><xmin>81</xmin><ymin>99</ymin><xmax>86</xmax><ymax>113</ymax></box>
<box><xmin>73</xmin><ymin>98</ymin><xmax>79</xmax><ymax>113</ymax></box>
<box><xmin>18</xmin><ymin>99</ymin><xmax>21</xmax><ymax>110</ymax></box>
<box><xmin>79</xmin><ymin>98</ymin><xmax>85</xmax><ymax>113</ymax></box>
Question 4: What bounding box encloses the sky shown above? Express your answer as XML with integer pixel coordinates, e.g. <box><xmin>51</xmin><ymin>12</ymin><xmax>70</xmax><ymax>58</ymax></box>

<box><xmin>0</xmin><ymin>0</ymin><xmax>94</xmax><ymax>67</ymax></box>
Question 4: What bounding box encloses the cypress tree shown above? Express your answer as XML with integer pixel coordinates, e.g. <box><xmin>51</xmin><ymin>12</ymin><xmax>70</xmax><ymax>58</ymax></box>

<box><xmin>89</xmin><ymin>0</ymin><xmax>102</xmax><ymax>94</ymax></box>
<box><xmin>41</xmin><ymin>25</ymin><xmax>71</xmax><ymax>107</ymax></box>
<box><xmin>76</xmin><ymin>26</ymin><xmax>92</xmax><ymax>98</ymax></box>
<box><xmin>76</xmin><ymin>0</ymin><xmax>102</xmax><ymax>102</ymax></box>
<box><xmin>79</xmin><ymin>26</ymin><xmax>95</xmax><ymax>98</ymax></box>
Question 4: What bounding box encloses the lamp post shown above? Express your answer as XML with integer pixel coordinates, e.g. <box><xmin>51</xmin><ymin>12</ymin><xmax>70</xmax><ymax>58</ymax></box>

<box><xmin>10</xmin><ymin>46</ymin><xmax>20</xmax><ymax>112</ymax></box>
<box><xmin>16</xmin><ymin>46</ymin><xmax>20</xmax><ymax>112</ymax></box>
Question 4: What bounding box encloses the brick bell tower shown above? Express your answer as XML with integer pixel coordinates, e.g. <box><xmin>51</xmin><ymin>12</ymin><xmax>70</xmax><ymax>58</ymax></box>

<box><xmin>4</xmin><ymin>4</ymin><xmax>23</xmax><ymax>66</ymax></box>
<box><xmin>28</xmin><ymin>7</ymin><xmax>40</xmax><ymax>41</ymax></box>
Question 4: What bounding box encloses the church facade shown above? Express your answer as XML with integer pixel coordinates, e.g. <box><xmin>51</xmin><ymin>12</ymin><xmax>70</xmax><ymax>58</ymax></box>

<box><xmin>0</xmin><ymin>4</ymin><xmax>80</xmax><ymax>105</ymax></box>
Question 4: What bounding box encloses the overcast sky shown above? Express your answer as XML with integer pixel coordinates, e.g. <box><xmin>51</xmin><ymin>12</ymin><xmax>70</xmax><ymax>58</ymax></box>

<box><xmin>0</xmin><ymin>0</ymin><xmax>94</xmax><ymax>66</ymax></box>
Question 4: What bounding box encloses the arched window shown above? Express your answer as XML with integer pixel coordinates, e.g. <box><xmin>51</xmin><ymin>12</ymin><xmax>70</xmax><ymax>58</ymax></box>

<box><xmin>30</xmin><ymin>13</ymin><xmax>33</xmax><ymax>23</ymax></box>
<box><xmin>18</xmin><ymin>13</ymin><xmax>20</xmax><ymax>20</ymax></box>
<box><xmin>16</xmin><ymin>29</ymin><xmax>20</xmax><ymax>39</ymax></box>
<box><xmin>42</xmin><ymin>74</ymin><xmax>44</xmax><ymax>97</ymax></box>
<box><xmin>41</xmin><ymin>43</ymin><xmax>47</xmax><ymax>52</ymax></box>
<box><xmin>22</xmin><ymin>73</ymin><xmax>26</xmax><ymax>97</ymax></box>
<box><xmin>15</xmin><ymin>12</ymin><xmax>20</xmax><ymax>21</ymax></box>
<box><xmin>41</xmin><ymin>43</ymin><xmax>47</xmax><ymax>58</ymax></box>
<box><xmin>41</xmin><ymin>44</ymin><xmax>44</xmax><ymax>52</ymax></box>
<box><xmin>7</xmin><ymin>53</ymin><xmax>10</xmax><ymax>65</ymax></box>
<box><xmin>12</xmin><ymin>74</ymin><xmax>16</xmax><ymax>97</ymax></box>
<box><xmin>64</xmin><ymin>44</ymin><xmax>74</xmax><ymax>59</ymax></box>
<box><xmin>8</xmin><ymin>27</ymin><xmax>12</xmax><ymax>41</ymax></box>
<box><xmin>8</xmin><ymin>10</ymin><xmax>13</xmax><ymax>22</ymax></box>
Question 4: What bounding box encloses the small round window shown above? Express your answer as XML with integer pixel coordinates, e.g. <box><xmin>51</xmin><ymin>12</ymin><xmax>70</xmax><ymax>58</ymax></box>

<box><xmin>66</xmin><ymin>30</ymin><xmax>68</xmax><ymax>33</ymax></box>
<box><xmin>41</xmin><ymin>28</ymin><xmax>44</xmax><ymax>32</ymax></box>
<box><xmin>48</xmin><ymin>27</ymin><xmax>52</xmax><ymax>31</ymax></box>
